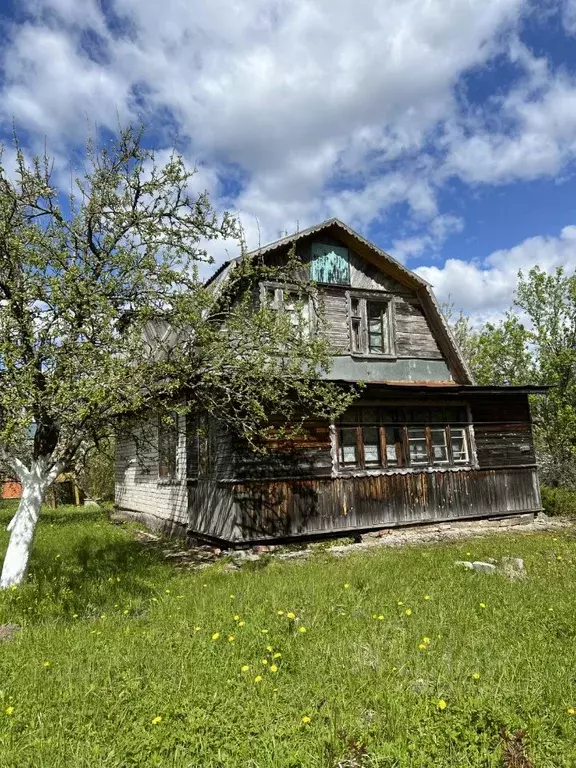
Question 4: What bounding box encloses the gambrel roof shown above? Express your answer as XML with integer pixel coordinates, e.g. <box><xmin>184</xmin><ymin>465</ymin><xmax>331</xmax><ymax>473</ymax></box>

<box><xmin>206</xmin><ymin>218</ymin><xmax>474</xmax><ymax>385</ymax></box>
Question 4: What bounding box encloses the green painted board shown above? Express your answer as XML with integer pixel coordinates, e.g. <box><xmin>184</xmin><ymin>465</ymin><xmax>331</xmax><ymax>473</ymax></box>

<box><xmin>310</xmin><ymin>243</ymin><xmax>350</xmax><ymax>285</ymax></box>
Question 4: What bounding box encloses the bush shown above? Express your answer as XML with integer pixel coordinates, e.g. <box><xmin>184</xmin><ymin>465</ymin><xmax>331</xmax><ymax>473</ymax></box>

<box><xmin>540</xmin><ymin>485</ymin><xmax>576</xmax><ymax>517</ymax></box>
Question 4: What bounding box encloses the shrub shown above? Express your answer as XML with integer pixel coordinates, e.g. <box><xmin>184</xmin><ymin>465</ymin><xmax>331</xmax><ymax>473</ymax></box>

<box><xmin>540</xmin><ymin>485</ymin><xmax>576</xmax><ymax>517</ymax></box>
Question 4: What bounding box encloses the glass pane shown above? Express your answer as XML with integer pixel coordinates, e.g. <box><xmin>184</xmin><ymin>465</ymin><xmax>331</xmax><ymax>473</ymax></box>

<box><xmin>369</xmin><ymin>333</ymin><xmax>383</xmax><ymax>352</ymax></box>
<box><xmin>339</xmin><ymin>428</ymin><xmax>358</xmax><ymax>466</ymax></box>
<box><xmin>385</xmin><ymin>426</ymin><xmax>404</xmax><ymax>466</ymax></box>
<box><xmin>405</xmin><ymin>407</ymin><xmax>429</xmax><ymax>424</ymax></box>
<box><xmin>380</xmin><ymin>409</ymin><xmax>402</xmax><ymax>424</ymax></box>
<box><xmin>351</xmin><ymin>318</ymin><xmax>362</xmax><ymax>352</ymax></box>
<box><xmin>407</xmin><ymin>427</ymin><xmax>428</xmax><ymax>465</ymax></box>
<box><xmin>430</xmin><ymin>428</ymin><xmax>449</xmax><ymax>464</ymax></box>
<box><xmin>451</xmin><ymin>427</ymin><xmax>469</xmax><ymax>463</ymax></box>
<box><xmin>350</xmin><ymin>297</ymin><xmax>361</xmax><ymax>316</ymax></box>
<box><xmin>429</xmin><ymin>408</ymin><xmax>445</xmax><ymax>423</ymax></box>
<box><xmin>446</xmin><ymin>407</ymin><xmax>467</xmax><ymax>423</ymax></box>
<box><xmin>363</xmin><ymin>426</ymin><xmax>381</xmax><ymax>466</ymax></box>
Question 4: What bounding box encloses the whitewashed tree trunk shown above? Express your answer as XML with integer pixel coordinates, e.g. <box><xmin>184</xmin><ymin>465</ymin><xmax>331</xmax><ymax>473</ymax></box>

<box><xmin>1</xmin><ymin>457</ymin><xmax>61</xmax><ymax>588</ymax></box>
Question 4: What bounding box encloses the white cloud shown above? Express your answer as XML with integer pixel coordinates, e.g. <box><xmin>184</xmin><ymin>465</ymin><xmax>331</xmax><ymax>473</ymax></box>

<box><xmin>0</xmin><ymin>0</ymin><xmax>526</xmax><ymax>253</ymax></box>
<box><xmin>415</xmin><ymin>225</ymin><xmax>576</xmax><ymax>321</ymax></box>
<box><xmin>391</xmin><ymin>214</ymin><xmax>464</xmax><ymax>262</ymax></box>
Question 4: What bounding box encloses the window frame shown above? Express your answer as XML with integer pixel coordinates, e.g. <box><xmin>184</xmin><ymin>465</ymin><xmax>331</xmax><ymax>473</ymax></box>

<box><xmin>347</xmin><ymin>292</ymin><xmax>395</xmax><ymax>358</ymax></box>
<box><xmin>158</xmin><ymin>411</ymin><xmax>179</xmax><ymax>481</ymax></box>
<box><xmin>335</xmin><ymin>404</ymin><xmax>473</xmax><ymax>473</ymax></box>
<box><xmin>260</xmin><ymin>282</ymin><xmax>315</xmax><ymax>336</ymax></box>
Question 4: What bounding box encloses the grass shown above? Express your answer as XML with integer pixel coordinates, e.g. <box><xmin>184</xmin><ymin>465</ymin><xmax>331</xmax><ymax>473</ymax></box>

<box><xmin>0</xmin><ymin>502</ymin><xmax>575</xmax><ymax>766</ymax></box>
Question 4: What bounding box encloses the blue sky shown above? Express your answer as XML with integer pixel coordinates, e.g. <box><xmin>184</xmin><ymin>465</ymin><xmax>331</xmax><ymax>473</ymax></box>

<box><xmin>1</xmin><ymin>0</ymin><xmax>575</xmax><ymax>321</ymax></box>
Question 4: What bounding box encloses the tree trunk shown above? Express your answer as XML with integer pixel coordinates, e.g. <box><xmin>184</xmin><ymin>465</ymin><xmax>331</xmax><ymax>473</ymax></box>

<box><xmin>0</xmin><ymin>458</ymin><xmax>56</xmax><ymax>588</ymax></box>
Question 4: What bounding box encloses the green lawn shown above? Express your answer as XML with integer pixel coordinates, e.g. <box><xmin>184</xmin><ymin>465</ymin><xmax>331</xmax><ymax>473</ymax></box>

<box><xmin>0</xmin><ymin>502</ymin><xmax>575</xmax><ymax>767</ymax></box>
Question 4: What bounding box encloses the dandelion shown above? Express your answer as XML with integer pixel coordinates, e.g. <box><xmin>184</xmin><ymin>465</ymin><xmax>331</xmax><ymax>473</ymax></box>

<box><xmin>261</xmin><ymin>629</ymin><xmax>269</xmax><ymax>634</ymax></box>
<box><xmin>5</xmin><ymin>707</ymin><xmax>14</xmax><ymax>716</ymax></box>
<box><xmin>298</xmin><ymin>626</ymin><xmax>307</xmax><ymax>633</ymax></box>
<box><xmin>479</xmin><ymin>603</ymin><xmax>486</xmax><ymax>609</ymax></box>
<box><xmin>238</xmin><ymin>621</ymin><xmax>246</xmax><ymax>627</ymax></box>
<box><xmin>194</xmin><ymin>626</ymin><xmax>201</xmax><ymax>632</ymax></box>
<box><xmin>233</xmin><ymin>615</ymin><xmax>240</xmax><ymax>622</ymax></box>
<box><xmin>262</xmin><ymin>659</ymin><xmax>268</xmax><ymax>665</ymax></box>
<box><xmin>230</xmin><ymin>594</ymin><xmax>235</xmax><ymax>599</ymax></box>
<box><xmin>165</xmin><ymin>589</ymin><xmax>171</xmax><ymax>594</ymax></box>
<box><xmin>72</xmin><ymin>614</ymin><xmax>79</xmax><ymax>619</ymax></box>
<box><xmin>418</xmin><ymin>644</ymin><xmax>427</xmax><ymax>651</ymax></box>
<box><xmin>212</xmin><ymin>632</ymin><xmax>221</xmax><ymax>641</ymax></box>
<box><xmin>301</xmin><ymin>715</ymin><xmax>311</xmax><ymax>724</ymax></box>
<box><xmin>228</xmin><ymin>636</ymin><xmax>235</xmax><ymax>643</ymax></box>
<box><xmin>344</xmin><ymin>584</ymin><xmax>351</xmax><ymax>589</ymax></box>
<box><xmin>266</xmin><ymin>645</ymin><xmax>273</xmax><ymax>652</ymax></box>
<box><xmin>568</xmin><ymin>707</ymin><xmax>575</xmax><ymax>715</ymax></box>
<box><xmin>397</xmin><ymin>601</ymin><xmax>404</xmax><ymax>606</ymax></box>
<box><xmin>277</xmin><ymin>610</ymin><xmax>284</xmax><ymax>616</ymax></box>
<box><xmin>123</xmin><ymin>609</ymin><xmax>129</xmax><ymax>615</ymax></box>
<box><xmin>273</xmin><ymin>652</ymin><xmax>282</xmax><ymax>659</ymax></box>
<box><xmin>422</xmin><ymin>637</ymin><xmax>431</xmax><ymax>644</ymax></box>
<box><xmin>437</xmin><ymin>699</ymin><xmax>447</xmax><ymax>711</ymax></box>
<box><xmin>151</xmin><ymin>716</ymin><xmax>162</xmax><ymax>725</ymax></box>
<box><xmin>287</xmin><ymin>612</ymin><xmax>296</xmax><ymax>620</ymax></box>
<box><xmin>372</xmin><ymin>614</ymin><xmax>378</xmax><ymax>619</ymax></box>
<box><xmin>203</xmin><ymin>583</ymin><xmax>207</xmax><ymax>587</ymax></box>
<box><xmin>466</xmin><ymin>552</ymin><xmax>471</xmax><ymax>556</ymax></box>
<box><xmin>472</xmin><ymin>672</ymin><xmax>480</xmax><ymax>680</ymax></box>
<box><xmin>557</xmin><ymin>555</ymin><xmax>563</xmax><ymax>561</ymax></box>
<box><xmin>405</xmin><ymin>609</ymin><xmax>412</xmax><ymax>616</ymax></box>
<box><xmin>378</xmin><ymin>615</ymin><xmax>384</xmax><ymax>621</ymax></box>
<box><xmin>424</xmin><ymin>595</ymin><xmax>431</xmax><ymax>601</ymax></box>
<box><xmin>270</xmin><ymin>664</ymin><xmax>278</xmax><ymax>673</ymax></box>
<box><xmin>254</xmin><ymin>675</ymin><xmax>263</xmax><ymax>683</ymax></box>
<box><xmin>43</xmin><ymin>661</ymin><xmax>51</xmax><ymax>668</ymax></box>
<box><xmin>241</xmin><ymin>665</ymin><xmax>250</xmax><ymax>672</ymax></box>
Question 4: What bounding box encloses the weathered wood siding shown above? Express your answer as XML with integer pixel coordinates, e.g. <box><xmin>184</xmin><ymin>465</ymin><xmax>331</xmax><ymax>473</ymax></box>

<box><xmin>471</xmin><ymin>396</ymin><xmax>536</xmax><ymax>468</ymax></box>
<box><xmin>223</xmin><ymin>466</ymin><xmax>540</xmax><ymax>542</ymax></box>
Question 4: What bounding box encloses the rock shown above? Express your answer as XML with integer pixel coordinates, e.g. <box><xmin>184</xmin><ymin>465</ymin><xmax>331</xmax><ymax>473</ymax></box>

<box><xmin>471</xmin><ymin>561</ymin><xmax>497</xmax><ymax>574</ymax></box>
<box><xmin>252</xmin><ymin>545</ymin><xmax>271</xmax><ymax>554</ymax></box>
<box><xmin>277</xmin><ymin>551</ymin><xmax>311</xmax><ymax>560</ymax></box>
<box><xmin>455</xmin><ymin>561</ymin><xmax>473</xmax><ymax>569</ymax></box>
<box><xmin>500</xmin><ymin>557</ymin><xmax>526</xmax><ymax>580</ymax></box>
<box><xmin>0</xmin><ymin>625</ymin><xmax>20</xmax><ymax>642</ymax></box>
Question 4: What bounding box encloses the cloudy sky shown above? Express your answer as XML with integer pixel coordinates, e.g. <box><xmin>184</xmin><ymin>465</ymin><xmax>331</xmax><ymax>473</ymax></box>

<box><xmin>1</xmin><ymin>0</ymin><xmax>575</xmax><ymax>322</ymax></box>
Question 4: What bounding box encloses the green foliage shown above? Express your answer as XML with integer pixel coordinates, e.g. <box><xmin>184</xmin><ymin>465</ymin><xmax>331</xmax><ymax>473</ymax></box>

<box><xmin>541</xmin><ymin>486</ymin><xmax>576</xmax><ymax>518</ymax></box>
<box><xmin>0</xmin><ymin>125</ymin><xmax>356</xmax><ymax>483</ymax></box>
<box><xmin>450</xmin><ymin>267</ymin><xmax>576</xmax><ymax>488</ymax></box>
<box><xmin>1</xmin><ymin>505</ymin><xmax>576</xmax><ymax>766</ymax></box>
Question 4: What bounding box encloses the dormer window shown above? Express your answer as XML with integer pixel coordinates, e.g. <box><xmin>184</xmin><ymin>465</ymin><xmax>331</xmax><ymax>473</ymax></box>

<box><xmin>310</xmin><ymin>243</ymin><xmax>350</xmax><ymax>285</ymax></box>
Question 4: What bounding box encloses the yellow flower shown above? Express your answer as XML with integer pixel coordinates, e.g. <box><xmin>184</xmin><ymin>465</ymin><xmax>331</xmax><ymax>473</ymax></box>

<box><xmin>194</xmin><ymin>626</ymin><xmax>201</xmax><ymax>632</ymax></box>
<box><xmin>270</xmin><ymin>664</ymin><xmax>278</xmax><ymax>673</ymax></box>
<box><xmin>557</xmin><ymin>555</ymin><xmax>563</xmax><ymax>561</ymax></box>
<box><xmin>568</xmin><ymin>707</ymin><xmax>575</xmax><ymax>715</ymax></box>
<box><xmin>301</xmin><ymin>715</ymin><xmax>311</xmax><ymax>724</ymax></box>
<box><xmin>273</xmin><ymin>652</ymin><xmax>282</xmax><ymax>659</ymax></box>
<box><xmin>123</xmin><ymin>610</ymin><xmax>129</xmax><ymax>615</ymax></box>
<box><xmin>287</xmin><ymin>612</ymin><xmax>297</xmax><ymax>620</ymax></box>
<box><xmin>241</xmin><ymin>665</ymin><xmax>250</xmax><ymax>672</ymax></box>
<box><xmin>372</xmin><ymin>614</ymin><xmax>378</xmax><ymax>619</ymax></box>
<box><xmin>262</xmin><ymin>659</ymin><xmax>268</xmax><ymax>665</ymax></box>
<box><xmin>5</xmin><ymin>707</ymin><xmax>14</xmax><ymax>716</ymax></box>
<box><xmin>479</xmin><ymin>603</ymin><xmax>486</xmax><ymax>609</ymax></box>
<box><xmin>405</xmin><ymin>609</ymin><xmax>412</xmax><ymax>616</ymax></box>
<box><xmin>233</xmin><ymin>615</ymin><xmax>240</xmax><ymax>621</ymax></box>
<box><xmin>422</xmin><ymin>637</ymin><xmax>431</xmax><ymax>644</ymax></box>
<box><xmin>72</xmin><ymin>614</ymin><xmax>79</xmax><ymax>619</ymax></box>
<box><xmin>277</xmin><ymin>610</ymin><xmax>284</xmax><ymax>616</ymax></box>
<box><xmin>228</xmin><ymin>635</ymin><xmax>235</xmax><ymax>643</ymax></box>
<box><xmin>151</xmin><ymin>716</ymin><xmax>162</xmax><ymax>725</ymax></box>
<box><xmin>261</xmin><ymin>629</ymin><xmax>269</xmax><ymax>634</ymax></box>
<box><xmin>254</xmin><ymin>675</ymin><xmax>263</xmax><ymax>683</ymax></box>
<box><xmin>437</xmin><ymin>699</ymin><xmax>447</xmax><ymax>711</ymax></box>
<box><xmin>466</xmin><ymin>552</ymin><xmax>471</xmax><ymax>556</ymax></box>
<box><xmin>472</xmin><ymin>672</ymin><xmax>480</xmax><ymax>680</ymax></box>
<box><xmin>230</xmin><ymin>594</ymin><xmax>235</xmax><ymax>599</ymax></box>
<box><xmin>298</xmin><ymin>626</ymin><xmax>307</xmax><ymax>633</ymax></box>
<box><xmin>43</xmin><ymin>661</ymin><xmax>51</xmax><ymax>668</ymax></box>
<box><xmin>238</xmin><ymin>621</ymin><xmax>246</xmax><ymax>627</ymax></box>
<box><xmin>418</xmin><ymin>643</ymin><xmax>427</xmax><ymax>651</ymax></box>
<box><xmin>266</xmin><ymin>645</ymin><xmax>273</xmax><ymax>652</ymax></box>
<box><xmin>165</xmin><ymin>589</ymin><xmax>171</xmax><ymax>594</ymax></box>
<box><xmin>378</xmin><ymin>615</ymin><xmax>384</xmax><ymax>621</ymax></box>
<box><xmin>212</xmin><ymin>632</ymin><xmax>221</xmax><ymax>641</ymax></box>
<box><xmin>344</xmin><ymin>583</ymin><xmax>350</xmax><ymax>589</ymax></box>
<box><xmin>397</xmin><ymin>601</ymin><xmax>403</xmax><ymax>606</ymax></box>
<box><xmin>424</xmin><ymin>595</ymin><xmax>431</xmax><ymax>601</ymax></box>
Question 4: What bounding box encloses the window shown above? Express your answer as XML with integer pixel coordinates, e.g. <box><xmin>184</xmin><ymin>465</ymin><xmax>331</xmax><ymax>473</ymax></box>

<box><xmin>262</xmin><ymin>285</ymin><xmax>312</xmax><ymax>336</ymax></box>
<box><xmin>310</xmin><ymin>243</ymin><xmax>350</xmax><ymax>285</ymax></box>
<box><xmin>336</xmin><ymin>406</ymin><xmax>471</xmax><ymax>471</ymax></box>
<box><xmin>158</xmin><ymin>412</ymin><xmax>178</xmax><ymax>479</ymax></box>
<box><xmin>349</xmin><ymin>295</ymin><xmax>394</xmax><ymax>355</ymax></box>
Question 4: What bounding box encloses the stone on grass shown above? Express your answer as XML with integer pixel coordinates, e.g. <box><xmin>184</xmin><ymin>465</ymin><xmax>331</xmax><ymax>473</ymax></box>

<box><xmin>472</xmin><ymin>561</ymin><xmax>497</xmax><ymax>574</ymax></box>
<box><xmin>0</xmin><ymin>625</ymin><xmax>20</xmax><ymax>642</ymax></box>
<box><xmin>455</xmin><ymin>561</ymin><xmax>474</xmax><ymax>570</ymax></box>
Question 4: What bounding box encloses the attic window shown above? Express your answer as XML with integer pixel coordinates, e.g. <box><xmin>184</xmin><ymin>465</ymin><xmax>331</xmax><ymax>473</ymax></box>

<box><xmin>349</xmin><ymin>295</ymin><xmax>394</xmax><ymax>356</ymax></box>
<box><xmin>310</xmin><ymin>243</ymin><xmax>350</xmax><ymax>285</ymax></box>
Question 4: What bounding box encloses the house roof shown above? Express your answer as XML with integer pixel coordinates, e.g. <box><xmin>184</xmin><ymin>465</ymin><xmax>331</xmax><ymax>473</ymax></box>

<box><xmin>204</xmin><ymin>218</ymin><xmax>474</xmax><ymax>385</ymax></box>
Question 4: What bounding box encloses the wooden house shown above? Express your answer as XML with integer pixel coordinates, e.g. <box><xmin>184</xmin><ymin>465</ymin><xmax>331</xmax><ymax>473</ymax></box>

<box><xmin>115</xmin><ymin>219</ymin><xmax>545</xmax><ymax>544</ymax></box>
